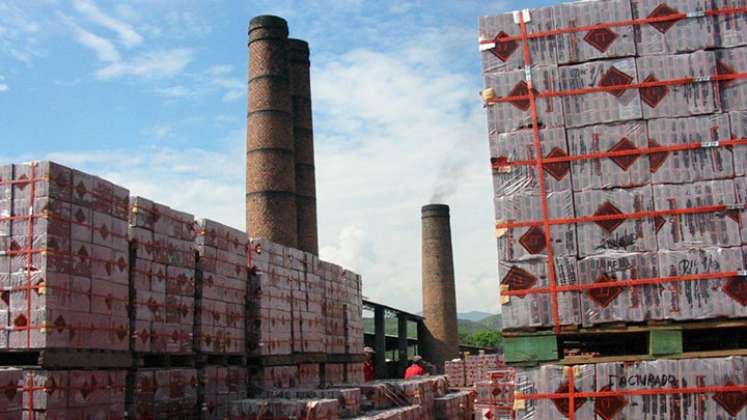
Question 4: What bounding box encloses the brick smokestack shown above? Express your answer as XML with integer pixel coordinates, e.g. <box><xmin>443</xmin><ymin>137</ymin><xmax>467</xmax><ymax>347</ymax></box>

<box><xmin>288</xmin><ymin>38</ymin><xmax>319</xmax><ymax>255</ymax></box>
<box><xmin>246</xmin><ymin>15</ymin><xmax>298</xmax><ymax>247</ymax></box>
<box><xmin>421</xmin><ymin>204</ymin><xmax>459</xmax><ymax>369</ymax></box>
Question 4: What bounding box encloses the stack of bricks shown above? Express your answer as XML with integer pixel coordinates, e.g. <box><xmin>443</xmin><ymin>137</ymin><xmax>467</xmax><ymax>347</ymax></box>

<box><xmin>195</xmin><ymin>218</ymin><xmax>247</xmax><ymax>355</ymax></box>
<box><xmin>247</xmin><ymin>238</ymin><xmax>364</xmax><ymax>392</ymax></box>
<box><xmin>128</xmin><ymin>368</ymin><xmax>198</xmax><ymax>419</ymax></box>
<box><xmin>262</xmin><ymin>388</ymin><xmax>362</xmax><ymax>417</ymax></box>
<box><xmin>247</xmin><ymin>239</ymin><xmax>295</xmax><ymax>357</ymax></box>
<box><xmin>434</xmin><ymin>390</ymin><xmax>474</xmax><ymax>420</ymax></box>
<box><xmin>201</xmin><ymin>366</ymin><xmax>248</xmax><ymax>420</ymax></box>
<box><xmin>0</xmin><ymin>161</ymin><xmax>130</xmax><ymax>351</ymax></box>
<box><xmin>444</xmin><ymin>359</ymin><xmax>466</xmax><ymax>387</ymax></box>
<box><xmin>464</xmin><ymin>354</ymin><xmax>503</xmax><ymax>387</ymax></box>
<box><xmin>27</xmin><ymin>370</ymin><xmax>127</xmax><ymax>419</ymax></box>
<box><xmin>482</xmin><ymin>0</ymin><xmax>747</xmax><ymax>330</ymax></box>
<box><xmin>229</xmin><ymin>398</ymin><xmax>340</xmax><ymax>420</ymax></box>
<box><xmin>129</xmin><ymin>196</ymin><xmax>195</xmax><ymax>353</ymax></box>
<box><xmin>509</xmin><ymin>356</ymin><xmax>747</xmax><ymax>419</ymax></box>
<box><xmin>0</xmin><ymin>162</ymin><xmax>131</xmax><ymax>419</ymax></box>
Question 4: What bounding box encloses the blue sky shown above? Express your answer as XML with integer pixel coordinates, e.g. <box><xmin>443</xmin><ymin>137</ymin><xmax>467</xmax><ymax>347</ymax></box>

<box><xmin>0</xmin><ymin>0</ymin><xmax>555</xmax><ymax>313</ymax></box>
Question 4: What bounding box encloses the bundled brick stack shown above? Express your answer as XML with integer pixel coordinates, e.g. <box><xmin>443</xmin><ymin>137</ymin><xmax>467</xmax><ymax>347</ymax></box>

<box><xmin>129</xmin><ymin>196</ymin><xmax>195</xmax><ymax>354</ymax></box>
<box><xmin>434</xmin><ymin>390</ymin><xmax>474</xmax><ymax>420</ymax></box>
<box><xmin>201</xmin><ymin>366</ymin><xmax>248</xmax><ymax>420</ymax></box>
<box><xmin>508</xmin><ymin>356</ymin><xmax>747</xmax><ymax>419</ymax></box>
<box><xmin>262</xmin><ymin>388</ymin><xmax>362</xmax><ymax>417</ymax></box>
<box><xmin>229</xmin><ymin>398</ymin><xmax>339</xmax><ymax>420</ymax></box>
<box><xmin>482</xmin><ymin>0</ymin><xmax>747</xmax><ymax>329</ymax></box>
<box><xmin>0</xmin><ymin>368</ymin><xmax>22</xmax><ymax>419</ymax></box>
<box><xmin>195</xmin><ymin>218</ymin><xmax>247</xmax><ymax>355</ymax></box>
<box><xmin>0</xmin><ymin>161</ymin><xmax>130</xmax><ymax>351</ymax></box>
<box><xmin>464</xmin><ymin>354</ymin><xmax>503</xmax><ymax>386</ymax></box>
<box><xmin>27</xmin><ymin>370</ymin><xmax>127</xmax><ymax>419</ymax></box>
<box><xmin>128</xmin><ymin>368</ymin><xmax>198</xmax><ymax>419</ymax></box>
<box><xmin>444</xmin><ymin>359</ymin><xmax>465</xmax><ymax>387</ymax></box>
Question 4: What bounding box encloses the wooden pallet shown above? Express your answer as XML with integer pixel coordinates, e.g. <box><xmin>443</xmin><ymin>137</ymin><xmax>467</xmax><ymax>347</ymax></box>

<box><xmin>247</xmin><ymin>352</ymin><xmax>366</xmax><ymax>366</ymax></box>
<box><xmin>133</xmin><ymin>352</ymin><xmax>196</xmax><ymax>368</ymax></box>
<box><xmin>0</xmin><ymin>348</ymin><xmax>132</xmax><ymax>368</ymax></box>
<box><xmin>196</xmin><ymin>353</ymin><xmax>247</xmax><ymax>366</ymax></box>
<box><xmin>503</xmin><ymin>318</ymin><xmax>747</xmax><ymax>366</ymax></box>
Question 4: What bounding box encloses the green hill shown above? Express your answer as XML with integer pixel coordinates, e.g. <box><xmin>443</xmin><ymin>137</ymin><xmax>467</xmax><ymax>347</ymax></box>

<box><xmin>362</xmin><ymin>313</ymin><xmax>502</xmax><ymax>341</ymax></box>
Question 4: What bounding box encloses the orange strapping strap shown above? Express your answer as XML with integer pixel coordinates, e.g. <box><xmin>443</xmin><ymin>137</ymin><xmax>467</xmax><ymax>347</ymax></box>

<box><xmin>496</xmin><ymin>203</ymin><xmax>744</xmax><ymax>230</ymax></box>
<box><xmin>517</xmin><ymin>12</ymin><xmax>562</xmax><ymax>334</ymax></box>
<box><xmin>503</xmin><ymin>270</ymin><xmax>741</xmax><ymax>297</ymax></box>
<box><xmin>493</xmin><ymin>138</ymin><xmax>747</xmax><ymax>169</ymax></box>
<box><xmin>486</xmin><ymin>73</ymin><xmax>747</xmax><ymax>105</ymax></box>
<box><xmin>479</xmin><ymin>6</ymin><xmax>747</xmax><ymax>44</ymax></box>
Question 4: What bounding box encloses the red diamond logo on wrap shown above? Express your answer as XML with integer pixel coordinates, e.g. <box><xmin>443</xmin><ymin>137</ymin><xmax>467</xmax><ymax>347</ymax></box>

<box><xmin>75</xmin><ymin>181</ymin><xmax>87</xmax><ymax>199</ymax></box>
<box><xmin>587</xmin><ymin>273</ymin><xmax>625</xmax><ymax>308</ymax></box>
<box><xmin>80</xmin><ymin>379</ymin><xmax>94</xmax><ymax>400</ymax></box>
<box><xmin>727</xmin><ymin>210</ymin><xmax>741</xmax><ymax>225</ymax></box>
<box><xmin>104</xmin><ymin>293</ymin><xmax>113</xmax><ymax>309</ymax></box>
<box><xmin>507</xmin><ymin>80</ymin><xmax>539</xmax><ymax>111</ymax></box>
<box><xmin>484</xmin><ymin>412</ymin><xmax>494</xmax><ymax>419</ymax></box>
<box><xmin>551</xmin><ymin>382</ymin><xmax>587</xmax><ymax>417</ymax></box>
<box><xmin>489</xmin><ymin>31</ymin><xmax>519</xmax><ymax>62</ymax></box>
<box><xmin>544</xmin><ymin>147</ymin><xmax>571</xmax><ymax>181</ymax></box>
<box><xmin>75</xmin><ymin>208</ymin><xmax>87</xmax><ymax>224</ymax></box>
<box><xmin>648</xmin><ymin>139</ymin><xmax>669</xmax><ymax>173</ymax></box>
<box><xmin>640</xmin><ymin>75</ymin><xmax>669</xmax><ymax>108</ymax></box>
<box><xmin>501</xmin><ymin>266</ymin><xmax>538</xmax><ymax>294</ymax></box>
<box><xmin>598</xmin><ymin>66</ymin><xmax>633</xmax><ymax>97</ymax></box>
<box><xmin>16</xmin><ymin>175</ymin><xmax>28</xmax><ymax>190</ymax></box>
<box><xmin>53</xmin><ymin>315</ymin><xmax>66</xmax><ymax>333</ymax></box>
<box><xmin>99</xmin><ymin>224</ymin><xmax>109</xmax><ymax>240</ymax></box>
<box><xmin>594</xmin><ymin>201</ymin><xmax>625</xmax><ymax>233</ymax></box>
<box><xmin>4</xmin><ymin>381</ymin><xmax>17</xmax><ymax>402</ymax></box>
<box><xmin>648</xmin><ymin>3</ymin><xmax>682</xmax><ymax>34</ymax></box>
<box><xmin>654</xmin><ymin>215</ymin><xmax>666</xmax><ymax>233</ymax></box>
<box><xmin>594</xmin><ymin>385</ymin><xmax>628</xmax><ymax>420</ymax></box>
<box><xmin>583</xmin><ymin>27</ymin><xmax>619</xmax><ymax>52</ymax></box>
<box><xmin>723</xmin><ymin>278</ymin><xmax>747</xmax><ymax>306</ymax></box>
<box><xmin>519</xmin><ymin>226</ymin><xmax>547</xmax><ymax>254</ymax></box>
<box><xmin>713</xmin><ymin>381</ymin><xmax>747</xmax><ymax>416</ymax></box>
<box><xmin>116</xmin><ymin>256</ymin><xmax>127</xmax><ymax>273</ymax></box>
<box><xmin>116</xmin><ymin>325</ymin><xmax>127</xmax><ymax>340</ymax></box>
<box><xmin>717</xmin><ymin>60</ymin><xmax>737</xmax><ymax>87</ymax></box>
<box><xmin>607</xmin><ymin>137</ymin><xmax>640</xmax><ymax>171</ymax></box>
<box><xmin>12</xmin><ymin>314</ymin><xmax>27</xmax><ymax>328</ymax></box>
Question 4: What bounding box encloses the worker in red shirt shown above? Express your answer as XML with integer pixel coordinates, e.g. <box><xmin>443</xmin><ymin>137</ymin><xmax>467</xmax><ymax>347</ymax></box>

<box><xmin>363</xmin><ymin>347</ymin><xmax>376</xmax><ymax>382</ymax></box>
<box><xmin>404</xmin><ymin>355</ymin><xmax>428</xmax><ymax>379</ymax></box>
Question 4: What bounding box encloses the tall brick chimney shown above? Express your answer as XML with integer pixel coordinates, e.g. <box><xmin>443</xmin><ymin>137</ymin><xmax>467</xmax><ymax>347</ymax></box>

<box><xmin>421</xmin><ymin>204</ymin><xmax>459</xmax><ymax>369</ymax></box>
<box><xmin>288</xmin><ymin>38</ymin><xmax>319</xmax><ymax>255</ymax></box>
<box><xmin>246</xmin><ymin>15</ymin><xmax>298</xmax><ymax>247</ymax></box>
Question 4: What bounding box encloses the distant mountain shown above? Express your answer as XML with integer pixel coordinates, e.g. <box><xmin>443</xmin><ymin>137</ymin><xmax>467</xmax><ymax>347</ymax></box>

<box><xmin>363</xmin><ymin>313</ymin><xmax>502</xmax><ymax>337</ymax></box>
<box><xmin>415</xmin><ymin>311</ymin><xmax>495</xmax><ymax>322</ymax></box>
<box><xmin>458</xmin><ymin>311</ymin><xmax>494</xmax><ymax>322</ymax></box>
<box><xmin>478</xmin><ymin>314</ymin><xmax>502</xmax><ymax>329</ymax></box>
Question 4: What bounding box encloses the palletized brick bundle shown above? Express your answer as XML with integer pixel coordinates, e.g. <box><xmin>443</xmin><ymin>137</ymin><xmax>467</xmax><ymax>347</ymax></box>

<box><xmin>0</xmin><ymin>368</ymin><xmax>22</xmax><ymax>419</ymax></box>
<box><xmin>482</xmin><ymin>0</ymin><xmax>747</xmax><ymax>331</ymax></box>
<box><xmin>434</xmin><ymin>391</ymin><xmax>474</xmax><ymax>420</ymax></box>
<box><xmin>201</xmin><ymin>366</ymin><xmax>248</xmax><ymax>420</ymax></box>
<box><xmin>346</xmin><ymin>362</ymin><xmax>366</xmax><ymax>384</ymax></box>
<box><xmin>128</xmin><ymin>368</ymin><xmax>198</xmax><ymax>419</ymax></box>
<box><xmin>247</xmin><ymin>238</ymin><xmax>364</xmax><ymax>358</ymax></box>
<box><xmin>0</xmin><ymin>161</ymin><xmax>129</xmax><ymax>351</ymax></box>
<box><xmin>262</xmin><ymin>388</ymin><xmax>361</xmax><ymax>417</ymax></box>
<box><xmin>247</xmin><ymin>239</ymin><xmax>296</xmax><ymax>357</ymax></box>
<box><xmin>445</xmin><ymin>359</ymin><xmax>466</xmax><ymax>387</ymax></box>
<box><xmin>195</xmin><ymin>218</ymin><xmax>247</xmax><ymax>355</ymax></box>
<box><xmin>511</xmin><ymin>356</ymin><xmax>747</xmax><ymax>419</ymax></box>
<box><xmin>25</xmin><ymin>369</ymin><xmax>126</xmax><ymax>420</ymax></box>
<box><xmin>229</xmin><ymin>398</ymin><xmax>340</xmax><ymax>420</ymax></box>
<box><xmin>129</xmin><ymin>196</ymin><xmax>195</xmax><ymax>354</ymax></box>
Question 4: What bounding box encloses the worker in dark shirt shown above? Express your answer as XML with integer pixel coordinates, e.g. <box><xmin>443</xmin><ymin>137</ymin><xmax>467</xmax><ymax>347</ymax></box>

<box><xmin>404</xmin><ymin>355</ymin><xmax>428</xmax><ymax>379</ymax></box>
<box><xmin>363</xmin><ymin>347</ymin><xmax>376</xmax><ymax>382</ymax></box>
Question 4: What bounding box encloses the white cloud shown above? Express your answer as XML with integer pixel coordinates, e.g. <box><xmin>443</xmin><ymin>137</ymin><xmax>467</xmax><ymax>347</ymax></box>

<box><xmin>72</xmin><ymin>0</ymin><xmax>143</xmax><ymax>48</ymax></box>
<box><xmin>0</xmin><ymin>3</ymin><xmax>44</xmax><ymax>64</ymax></box>
<box><xmin>63</xmin><ymin>16</ymin><xmax>121</xmax><ymax>62</ymax></box>
<box><xmin>206</xmin><ymin>65</ymin><xmax>233</xmax><ymax>76</ymax></box>
<box><xmin>96</xmin><ymin>48</ymin><xmax>193</xmax><ymax>80</ymax></box>
<box><xmin>0</xmin><ymin>84</ymin><xmax>8</xmax><ymax>92</ymax></box>
<box><xmin>155</xmin><ymin>85</ymin><xmax>195</xmax><ymax>98</ymax></box>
